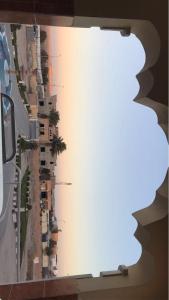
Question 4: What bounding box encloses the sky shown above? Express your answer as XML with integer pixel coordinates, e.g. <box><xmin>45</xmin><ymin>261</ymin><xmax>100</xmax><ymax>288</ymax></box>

<box><xmin>47</xmin><ymin>26</ymin><xmax>168</xmax><ymax>277</ymax></box>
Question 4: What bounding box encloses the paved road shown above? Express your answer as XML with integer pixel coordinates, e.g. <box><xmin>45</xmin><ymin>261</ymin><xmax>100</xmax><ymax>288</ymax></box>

<box><xmin>0</xmin><ymin>24</ymin><xmax>30</xmax><ymax>227</ymax></box>
<box><xmin>0</xmin><ymin>24</ymin><xmax>30</xmax><ymax>283</ymax></box>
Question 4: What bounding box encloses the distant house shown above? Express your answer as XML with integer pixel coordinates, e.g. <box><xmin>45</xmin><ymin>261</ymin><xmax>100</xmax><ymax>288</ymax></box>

<box><xmin>41</xmin><ymin>210</ymin><xmax>48</xmax><ymax>234</ymax></box>
<box><xmin>38</xmin><ymin>121</ymin><xmax>59</xmax><ymax>170</ymax></box>
<box><xmin>38</xmin><ymin>94</ymin><xmax>57</xmax><ymax>115</ymax></box>
<box><xmin>26</xmin><ymin>25</ymin><xmax>36</xmax><ymax>43</ymax></box>
<box><xmin>51</xmin><ymin>245</ymin><xmax>57</xmax><ymax>256</ymax></box>
<box><xmin>42</xmin><ymin>254</ymin><xmax>49</xmax><ymax>268</ymax></box>
<box><xmin>51</xmin><ymin>232</ymin><xmax>59</xmax><ymax>243</ymax></box>
<box><xmin>40</xmin><ymin>179</ymin><xmax>55</xmax><ymax>211</ymax></box>
<box><xmin>42</xmin><ymin>233</ymin><xmax>48</xmax><ymax>243</ymax></box>
<box><xmin>39</xmin><ymin>117</ymin><xmax>58</xmax><ymax>141</ymax></box>
<box><xmin>50</xmin><ymin>254</ymin><xmax>58</xmax><ymax>275</ymax></box>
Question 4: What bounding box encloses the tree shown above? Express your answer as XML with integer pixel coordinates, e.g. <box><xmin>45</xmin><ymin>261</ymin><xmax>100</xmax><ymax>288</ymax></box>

<box><xmin>20</xmin><ymin>138</ymin><xmax>38</xmax><ymax>152</ymax></box>
<box><xmin>49</xmin><ymin>110</ymin><xmax>60</xmax><ymax>126</ymax></box>
<box><xmin>19</xmin><ymin>84</ymin><xmax>26</xmax><ymax>92</ymax></box>
<box><xmin>15</xmin><ymin>24</ymin><xmax>21</xmax><ymax>30</ymax></box>
<box><xmin>49</xmin><ymin>239</ymin><xmax>57</xmax><ymax>247</ymax></box>
<box><xmin>40</xmin><ymin>30</ymin><xmax>47</xmax><ymax>43</ymax></box>
<box><xmin>42</xmin><ymin>66</ymin><xmax>49</xmax><ymax>85</ymax></box>
<box><xmin>28</xmin><ymin>141</ymin><xmax>38</xmax><ymax>150</ymax></box>
<box><xmin>41</xmin><ymin>49</ymin><xmax>48</xmax><ymax>58</ymax></box>
<box><xmin>26</xmin><ymin>204</ymin><xmax>32</xmax><ymax>210</ymax></box>
<box><xmin>50</xmin><ymin>136</ymin><xmax>66</xmax><ymax>156</ymax></box>
<box><xmin>38</xmin><ymin>110</ymin><xmax>60</xmax><ymax>125</ymax></box>
<box><xmin>11</xmin><ymin>24</ymin><xmax>21</xmax><ymax>31</ymax></box>
<box><xmin>41</xmin><ymin>49</ymin><xmax>48</xmax><ymax>65</ymax></box>
<box><xmin>45</xmin><ymin>246</ymin><xmax>53</xmax><ymax>256</ymax></box>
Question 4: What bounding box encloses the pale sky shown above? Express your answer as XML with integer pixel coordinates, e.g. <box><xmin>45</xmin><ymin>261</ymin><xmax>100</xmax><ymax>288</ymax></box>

<box><xmin>47</xmin><ymin>26</ymin><xmax>168</xmax><ymax>277</ymax></box>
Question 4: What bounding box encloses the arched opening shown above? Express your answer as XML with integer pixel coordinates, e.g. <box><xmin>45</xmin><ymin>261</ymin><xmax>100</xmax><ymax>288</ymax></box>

<box><xmin>0</xmin><ymin>1</ymin><xmax>168</xmax><ymax>298</ymax></box>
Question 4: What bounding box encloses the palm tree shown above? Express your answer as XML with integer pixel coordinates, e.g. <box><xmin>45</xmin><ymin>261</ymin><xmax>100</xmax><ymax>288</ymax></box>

<box><xmin>26</xmin><ymin>204</ymin><xmax>32</xmax><ymax>210</ymax></box>
<box><xmin>51</xmin><ymin>135</ymin><xmax>66</xmax><ymax>156</ymax></box>
<box><xmin>49</xmin><ymin>109</ymin><xmax>60</xmax><ymax>125</ymax></box>
<box><xmin>38</xmin><ymin>110</ymin><xmax>60</xmax><ymax>126</ymax></box>
<box><xmin>40</xmin><ymin>30</ymin><xmax>47</xmax><ymax>43</ymax></box>
<box><xmin>41</xmin><ymin>49</ymin><xmax>48</xmax><ymax>65</ymax></box>
<box><xmin>41</xmin><ymin>49</ymin><xmax>48</xmax><ymax>59</ymax></box>
<box><xmin>20</xmin><ymin>137</ymin><xmax>38</xmax><ymax>152</ymax></box>
<box><xmin>42</xmin><ymin>66</ymin><xmax>49</xmax><ymax>85</ymax></box>
<box><xmin>45</xmin><ymin>246</ymin><xmax>53</xmax><ymax>256</ymax></box>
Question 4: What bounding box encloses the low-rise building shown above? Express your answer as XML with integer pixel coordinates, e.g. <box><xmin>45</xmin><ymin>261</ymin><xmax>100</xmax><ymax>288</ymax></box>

<box><xmin>39</xmin><ymin>117</ymin><xmax>58</xmax><ymax>142</ymax></box>
<box><xmin>41</xmin><ymin>210</ymin><xmax>48</xmax><ymax>234</ymax></box>
<box><xmin>51</xmin><ymin>232</ymin><xmax>59</xmax><ymax>243</ymax></box>
<box><xmin>42</xmin><ymin>221</ymin><xmax>48</xmax><ymax>234</ymax></box>
<box><xmin>39</xmin><ymin>145</ymin><xmax>57</xmax><ymax>172</ymax></box>
<box><xmin>40</xmin><ymin>180</ymin><xmax>52</xmax><ymax>211</ymax></box>
<box><xmin>38</xmin><ymin>94</ymin><xmax>57</xmax><ymax>115</ymax></box>
<box><xmin>37</xmin><ymin>84</ymin><xmax>45</xmax><ymax>99</ymax></box>
<box><xmin>50</xmin><ymin>254</ymin><xmax>58</xmax><ymax>276</ymax></box>
<box><xmin>42</xmin><ymin>255</ymin><xmax>49</xmax><ymax>268</ymax></box>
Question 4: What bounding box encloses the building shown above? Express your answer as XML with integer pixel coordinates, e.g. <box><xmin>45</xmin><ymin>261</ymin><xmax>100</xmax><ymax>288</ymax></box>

<box><xmin>51</xmin><ymin>232</ymin><xmax>59</xmax><ymax>243</ymax></box>
<box><xmin>37</xmin><ymin>84</ymin><xmax>45</xmax><ymax>99</ymax></box>
<box><xmin>42</xmin><ymin>255</ymin><xmax>49</xmax><ymax>269</ymax></box>
<box><xmin>38</xmin><ymin>114</ymin><xmax>58</xmax><ymax>172</ymax></box>
<box><xmin>39</xmin><ymin>144</ymin><xmax>57</xmax><ymax>172</ymax></box>
<box><xmin>39</xmin><ymin>117</ymin><xmax>58</xmax><ymax>142</ymax></box>
<box><xmin>41</xmin><ymin>218</ymin><xmax>48</xmax><ymax>235</ymax></box>
<box><xmin>50</xmin><ymin>255</ymin><xmax>58</xmax><ymax>276</ymax></box>
<box><xmin>40</xmin><ymin>180</ymin><xmax>52</xmax><ymax>211</ymax></box>
<box><xmin>0</xmin><ymin>1</ymin><xmax>167</xmax><ymax>300</ymax></box>
<box><xmin>38</xmin><ymin>94</ymin><xmax>57</xmax><ymax>115</ymax></box>
<box><xmin>26</xmin><ymin>24</ymin><xmax>36</xmax><ymax>43</ymax></box>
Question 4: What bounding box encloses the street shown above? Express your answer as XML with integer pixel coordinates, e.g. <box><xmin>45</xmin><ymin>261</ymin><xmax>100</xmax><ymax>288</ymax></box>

<box><xmin>0</xmin><ymin>24</ymin><xmax>30</xmax><ymax>283</ymax></box>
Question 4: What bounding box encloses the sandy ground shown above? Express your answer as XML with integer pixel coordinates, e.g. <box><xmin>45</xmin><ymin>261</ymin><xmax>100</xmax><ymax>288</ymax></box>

<box><xmin>30</xmin><ymin>148</ymin><xmax>42</xmax><ymax>280</ymax></box>
<box><xmin>20</xmin><ymin>148</ymin><xmax>42</xmax><ymax>281</ymax></box>
<box><xmin>15</xmin><ymin>25</ymin><xmax>42</xmax><ymax>281</ymax></box>
<box><xmin>0</xmin><ymin>199</ymin><xmax>17</xmax><ymax>283</ymax></box>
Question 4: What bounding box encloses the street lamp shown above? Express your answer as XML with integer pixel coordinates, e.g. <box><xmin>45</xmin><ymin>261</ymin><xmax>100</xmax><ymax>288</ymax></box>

<box><xmin>36</xmin><ymin>82</ymin><xmax>64</xmax><ymax>88</ymax></box>
<box><xmin>55</xmin><ymin>182</ymin><xmax>72</xmax><ymax>185</ymax></box>
<box><xmin>37</xmin><ymin>54</ymin><xmax>61</xmax><ymax>59</ymax></box>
